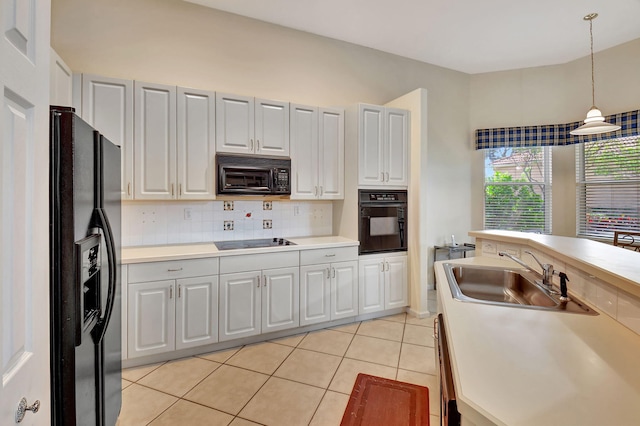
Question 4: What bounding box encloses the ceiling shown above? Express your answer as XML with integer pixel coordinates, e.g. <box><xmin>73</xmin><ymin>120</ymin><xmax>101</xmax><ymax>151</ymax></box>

<box><xmin>185</xmin><ymin>0</ymin><xmax>640</xmax><ymax>74</ymax></box>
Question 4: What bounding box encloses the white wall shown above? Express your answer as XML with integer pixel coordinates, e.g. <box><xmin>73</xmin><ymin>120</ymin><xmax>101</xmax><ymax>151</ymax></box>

<box><xmin>469</xmin><ymin>38</ymin><xmax>640</xmax><ymax>236</ymax></box>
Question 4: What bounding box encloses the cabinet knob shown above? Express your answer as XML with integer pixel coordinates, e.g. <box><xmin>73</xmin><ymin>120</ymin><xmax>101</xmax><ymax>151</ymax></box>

<box><xmin>250</xmin><ymin>139</ymin><xmax>254</xmax><ymax>151</ymax></box>
<box><xmin>256</xmin><ymin>140</ymin><xmax>260</xmax><ymax>151</ymax></box>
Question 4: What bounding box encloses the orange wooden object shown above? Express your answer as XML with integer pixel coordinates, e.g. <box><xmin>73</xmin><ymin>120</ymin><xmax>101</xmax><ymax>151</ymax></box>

<box><xmin>340</xmin><ymin>373</ymin><xmax>430</xmax><ymax>426</ymax></box>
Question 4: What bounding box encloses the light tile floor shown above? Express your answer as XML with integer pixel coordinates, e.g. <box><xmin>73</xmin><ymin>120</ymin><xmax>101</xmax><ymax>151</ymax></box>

<box><xmin>118</xmin><ymin>309</ymin><xmax>439</xmax><ymax>426</ymax></box>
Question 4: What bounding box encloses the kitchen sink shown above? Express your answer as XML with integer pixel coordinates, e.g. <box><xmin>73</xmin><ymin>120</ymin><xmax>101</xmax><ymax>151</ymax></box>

<box><xmin>443</xmin><ymin>264</ymin><xmax>598</xmax><ymax>315</ymax></box>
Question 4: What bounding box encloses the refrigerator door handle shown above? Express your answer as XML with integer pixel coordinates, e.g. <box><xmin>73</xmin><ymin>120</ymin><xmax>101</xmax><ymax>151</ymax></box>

<box><xmin>91</xmin><ymin>207</ymin><xmax>117</xmax><ymax>345</ymax></box>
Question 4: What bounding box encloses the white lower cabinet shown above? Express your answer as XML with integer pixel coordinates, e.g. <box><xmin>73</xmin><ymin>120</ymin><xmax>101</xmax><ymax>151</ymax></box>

<box><xmin>218</xmin><ymin>252</ymin><xmax>300</xmax><ymax>341</ymax></box>
<box><xmin>300</xmin><ymin>247</ymin><xmax>358</xmax><ymax>326</ymax></box>
<box><xmin>126</xmin><ymin>258</ymin><xmax>219</xmax><ymax>358</ymax></box>
<box><xmin>359</xmin><ymin>254</ymin><xmax>408</xmax><ymax>314</ymax></box>
<box><xmin>218</xmin><ymin>267</ymin><xmax>299</xmax><ymax>341</ymax></box>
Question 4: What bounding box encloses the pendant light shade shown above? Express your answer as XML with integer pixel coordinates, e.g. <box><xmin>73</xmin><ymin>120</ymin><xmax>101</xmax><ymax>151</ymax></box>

<box><xmin>570</xmin><ymin>13</ymin><xmax>621</xmax><ymax>136</ymax></box>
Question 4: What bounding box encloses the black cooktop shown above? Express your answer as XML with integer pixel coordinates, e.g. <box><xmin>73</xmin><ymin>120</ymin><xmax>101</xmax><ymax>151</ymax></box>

<box><xmin>214</xmin><ymin>238</ymin><xmax>296</xmax><ymax>251</ymax></box>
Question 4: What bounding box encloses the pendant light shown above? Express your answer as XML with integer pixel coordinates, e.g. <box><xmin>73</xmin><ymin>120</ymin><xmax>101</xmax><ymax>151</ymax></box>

<box><xmin>570</xmin><ymin>13</ymin><xmax>621</xmax><ymax>136</ymax></box>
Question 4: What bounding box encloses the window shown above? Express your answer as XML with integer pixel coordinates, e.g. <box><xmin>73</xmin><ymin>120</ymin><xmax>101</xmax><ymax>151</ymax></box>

<box><xmin>576</xmin><ymin>135</ymin><xmax>640</xmax><ymax>239</ymax></box>
<box><xmin>484</xmin><ymin>146</ymin><xmax>552</xmax><ymax>233</ymax></box>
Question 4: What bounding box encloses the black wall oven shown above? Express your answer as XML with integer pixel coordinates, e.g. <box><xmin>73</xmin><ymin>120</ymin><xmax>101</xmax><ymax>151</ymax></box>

<box><xmin>358</xmin><ymin>190</ymin><xmax>407</xmax><ymax>254</ymax></box>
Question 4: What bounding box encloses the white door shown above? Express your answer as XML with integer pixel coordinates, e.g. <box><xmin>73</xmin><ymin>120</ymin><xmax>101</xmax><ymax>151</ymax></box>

<box><xmin>290</xmin><ymin>104</ymin><xmax>319</xmax><ymax>199</ymax></box>
<box><xmin>215</xmin><ymin>93</ymin><xmax>254</xmax><ymax>154</ymax></box>
<box><xmin>300</xmin><ymin>264</ymin><xmax>330</xmax><ymax>326</ymax></box>
<box><xmin>176</xmin><ymin>276</ymin><xmax>219</xmax><ymax>350</ymax></box>
<box><xmin>1</xmin><ymin>0</ymin><xmax>51</xmax><ymax>423</ymax></box>
<box><xmin>177</xmin><ymin>87</ymin><xmax>216</xmax><ymax>200</ymax></box>
<box><xmin>331</xmin><ymin>261</ymin><xmax>358</xmax><ymax>320</ymax></box>
<box><xmin>319</xmin><ymin>108</ymin><xmax>344</xmax><ymax>199</ymax></box>
<box><xmin>262</xmin><ymin>267</ymin><xmax>299</xmax><ymax>333</ymax></box>
<box><xmin>134</xmin><ymin>81</ymin><xmax>177</xmax><ymax>199</ymax></box>
<box><xmin>255</xmin><ymin>98</ymin><xmax>289</xmax><ymax>157</ymax></box>
<box><xmin>358</xmin><ymin>104</ymin><xmax>385</xmax><ymax>186</ymax></box>
<box><xmin>385</xmin><ymin>108</ymin><xmax>409</xmax><ymax>187</ymax></box>
<box><xmin>358</xmin><ymin>258</ymin><xmax>385</xmax><ymax>314</ymax></box>
<box><xmin>219</xmin><ymin>272</ymin><xmax>261</xmax><ymax>341</ymax></box>
<box><xmin>81</xmin><ymin>74</ymin><xmax>134</xmax><ymax>199</ymax></box>
<box><xmin>385</xmin><ymin>256</ymin><xmax>408</xmax><ymax>310</ymax></box>
<box><xmin>128</xmin><ymin>281</ymin><xmax>176</xmax><ymax>358</ymax></box>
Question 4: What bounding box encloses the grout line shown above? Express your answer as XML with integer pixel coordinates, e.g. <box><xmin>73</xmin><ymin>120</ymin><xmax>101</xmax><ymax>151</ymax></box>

<box><xmin>120</xmin><ymin>314</ymin><xmax>441</xmax><ymax>424</ymax></box>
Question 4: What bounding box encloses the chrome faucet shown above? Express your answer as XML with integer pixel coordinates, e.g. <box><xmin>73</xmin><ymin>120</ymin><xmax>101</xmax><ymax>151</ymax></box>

<box><xmin>498</xmin><ymin>250</ymin><xmax>555</xmax><ymax>287</ymax></box>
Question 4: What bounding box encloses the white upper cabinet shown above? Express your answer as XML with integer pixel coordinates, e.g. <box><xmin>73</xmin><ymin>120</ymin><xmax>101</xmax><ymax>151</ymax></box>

<box><xmin>385</xmin><ymin>108</ymin><xmax>410</xmax><ymax>187</ymax></box>
<box><xmin>256</xmin><ymin>98</ymin><xmax>290</xmax><ymax>156</ymax></box>
<box><xmin>358</xmin><ymin>104</ymin><xmax>409</xmax><ymax>188</ymax></box>
<box><xmin>177</xmin><ymin>87</ymin><xmax>216</xmax><ymax>199</ymax></box>
<box><xmin>290</xmin><ymin>104</ymin><xmax>344</xmax><ymax>199</ymax></box>
<box><xmin>216</xmin><ymin>93</ymin><xmax>289</xmax><ymax>157</ymax></box>
<box><xmin>134</xmin><ymin>81</ymin><xmax>177</xmax><ymax>199</ymax></box>
<box><xmin>81</xmin><ymin>74</ymin><xmax>134</xmax><ymax>199</ymax></box>
<box><xmin>50</xmin><ymin>49</ymin><xmax>73</xmax><ymax>107</ymax></box>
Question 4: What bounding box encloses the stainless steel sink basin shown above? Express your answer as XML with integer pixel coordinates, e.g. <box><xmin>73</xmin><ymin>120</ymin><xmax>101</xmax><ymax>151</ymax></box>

<box><xmin>444</xmin><ymin>263</ymin><xmax>598</xmax><ymax>315</ymax></box>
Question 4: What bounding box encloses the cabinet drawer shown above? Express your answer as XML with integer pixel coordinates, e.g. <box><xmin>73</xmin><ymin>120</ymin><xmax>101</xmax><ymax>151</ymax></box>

<box><xmin>128</xmin><ymin>258</ymin><xmax>219</xmax><ymax>283</ymax></box>
<box><xmin>300</xmin><ymin>246</ymin><xmax>358</xmax><ymax>265</ymax></box>
<box><xmin>220</xmin><ymin>251</ymin><xmax>299</xmax><ymax>274</ymax></box>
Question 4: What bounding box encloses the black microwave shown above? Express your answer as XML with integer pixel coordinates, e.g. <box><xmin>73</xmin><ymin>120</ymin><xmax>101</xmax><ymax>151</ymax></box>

<box><xmin>217</xmin><ymin>154</ymin><xmax>291</xmax><ymax>195</ymax></box>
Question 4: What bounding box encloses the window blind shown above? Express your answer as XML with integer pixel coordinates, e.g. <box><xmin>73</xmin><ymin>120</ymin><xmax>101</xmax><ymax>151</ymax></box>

<box><xmin>484</xmin><ymin>147</ymin><xmax>552</xmax><ymax>233</ymax></box>
<box><xmin>576</xmin><ymin>135</ymin><xmax>640</xmax><ymax>239</ymax></box>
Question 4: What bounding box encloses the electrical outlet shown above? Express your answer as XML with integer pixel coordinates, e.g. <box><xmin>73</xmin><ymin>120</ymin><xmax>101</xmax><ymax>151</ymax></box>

<box><xmin>224</xmin><ymin>201</ymin><xmax>234</xmax><ymax>211</ymax></box>
<box><xmin>263</xmin><ymin>219</ymin><xmax>272</xmax><ymax>229</ymax></box>
<box><xmin>224</xmin><ymin>220</ymin><xmax>234</xmax><ymax>231</ymax></box>
<box><xmin>184</xmin><ymin>208</ymin><xmax>192</xmax><ymax>220</ymax></box>
<box><xmin>293</xmin><ymin>205</ymin><xmax>300</xmax><ymax>216</ymax></box>
<box><xmin>263</xmin><ymin>201</ymin><xmax>272</xmax><ymax>210</ymax></box>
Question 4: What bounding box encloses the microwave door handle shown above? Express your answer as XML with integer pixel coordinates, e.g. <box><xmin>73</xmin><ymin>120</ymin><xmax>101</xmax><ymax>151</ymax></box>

<box><xmin>91</xmin><ymin>208</ymin><xmax>117</xmax><ymax>345</ymax></box>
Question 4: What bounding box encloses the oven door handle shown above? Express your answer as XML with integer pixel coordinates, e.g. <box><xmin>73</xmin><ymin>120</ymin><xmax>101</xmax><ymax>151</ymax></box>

<box><xmin>360</xmin><ymin>203</ymin><xmax>406</xmax><ymax>208</ymax></box>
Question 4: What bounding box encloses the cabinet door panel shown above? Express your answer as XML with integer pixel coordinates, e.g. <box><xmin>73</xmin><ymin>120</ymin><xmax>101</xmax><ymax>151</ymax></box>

<box><xmin>385</xmin><ymin>108</ymin><xmax>409</xmax><ymax>187</ymax></box>
<box><xmin>290</xmin><ymin>104</ymin><xmax>319</xmax><ymax>199</ymax></box>
<box><xmin>358</xmin><ymin>105</ymin><xmax>385</xmax><ymax>186</ymax></box>
<box><xmin>256</xmin><ymin>98</ymin><xmax>289</xmax><ymax>157</ymax></box>
<box><xmin>215</xmin><ymin>93</ymin><xmax>254</xmax><ymax>154</ymax></box>
<box><xmin>331</xmin><ymin>261</ymin><xmax>358</xmax><ymax>320</ymax></box>
<box><xmin>176</xmin><ymin>275</ymin><xmax>219</xmax><ymax>350</ymax></box>
<box><xmin>219</xmin><ymin>271</ymin><xmax>261</xmax><ymax>341</ymax></box>
<box><xmin>177</xmin><ymin>87</ymin><xmax>216</xmax><ymax>199</ymax></box>
<box><xmin>300</xmin><ymin>264</ymin><xmax>330</xmax><ymax>326</ymax></box>
<box><xmin>262</xmin><ymin>267</ymin><xmax>299</xmax><ymax>333</ymax></box>
<box><xmin>128</xmin><ymin>280</ymin><xmax>175</xmax><ymax>358</ymax></box>
<box><xmin>82</xmin><ymin>74</ymin><xmax>134</xmax><ymax>199</ymax></box>
<box><xmin>385</xmin><ymin>256</ymin><xmax>408</xmax><ymax>309</ymax></box>
<box><xmin>358</xmin><ymin>258</ymin><xmax>385</xmax><ymax>314</ymax></box>
<box><xmin>134</xmin><ymin>81</ymin><xmax>177</xmax><ymax>199</ymax></box>
<box><xmin>319</xmin><ymin>108</ymin><xmax>344</xmax><ymax>199</ymax></box>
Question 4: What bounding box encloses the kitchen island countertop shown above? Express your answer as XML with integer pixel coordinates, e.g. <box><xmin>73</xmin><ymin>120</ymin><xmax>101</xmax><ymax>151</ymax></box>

<box><xmin>437</xmin><ymin>254</ymin><xmax>640</xmax><ymax>426</ymax></box>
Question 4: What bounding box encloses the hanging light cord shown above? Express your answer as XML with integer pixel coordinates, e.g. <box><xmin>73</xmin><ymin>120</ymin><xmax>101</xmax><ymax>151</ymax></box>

<box><xmin>589</xmin><ymin>17</ymin><xmax>595</xmax><ymax>107</ymax></box>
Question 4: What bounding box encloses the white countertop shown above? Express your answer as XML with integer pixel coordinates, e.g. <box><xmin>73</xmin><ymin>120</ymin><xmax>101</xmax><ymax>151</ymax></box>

<box><xmin>470</xmin><ymin>230</ymin><xmax>640</xmax><ymax>298</ymax></box>
<box><xmin>121</xmin><ymin>236</ymin><xmax>359</xmax><ymax>264</ymax></box>
<box><xmin>436</xmin><ymin>255</ymin><xmax>640</xmax><ymax>426</ymax></box>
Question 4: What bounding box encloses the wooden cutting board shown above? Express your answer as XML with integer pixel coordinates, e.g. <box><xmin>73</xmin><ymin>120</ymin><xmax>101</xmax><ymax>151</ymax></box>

<box><xmin>340</xmin><ymin>373</ymin><xmax>430</xmax><ymax>426</ymax></box>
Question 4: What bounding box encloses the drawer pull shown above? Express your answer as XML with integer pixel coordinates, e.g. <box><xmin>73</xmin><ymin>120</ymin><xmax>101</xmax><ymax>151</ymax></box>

<box><xmin>167</xmin><ymin>267</ymin><xmax>183</xmax><ymax>272</ymax></box>
<box><xmin>324</xmin><ymin>254</ymin><xmax>336</xmax><ymax>257</ymax></box>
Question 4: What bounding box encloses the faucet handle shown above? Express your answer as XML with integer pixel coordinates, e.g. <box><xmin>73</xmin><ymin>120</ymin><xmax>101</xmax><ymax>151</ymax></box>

<box><xmin>558</xmin><ymin>272</ymin><xmax>570</xmax><ymax>301</ymax></box>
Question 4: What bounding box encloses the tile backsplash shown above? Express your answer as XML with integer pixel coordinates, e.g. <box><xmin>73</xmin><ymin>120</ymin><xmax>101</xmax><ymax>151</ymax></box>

<box><xmin>122</xmin><ymin>200</ymin><xmax>333</xmax><ymax>247</ymax></box>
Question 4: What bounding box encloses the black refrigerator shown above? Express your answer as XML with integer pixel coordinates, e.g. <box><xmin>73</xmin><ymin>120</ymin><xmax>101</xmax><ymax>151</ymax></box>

<box><xmin>50</xmin><ymin>106</ymin><xmax>122</xmax><ymax>426</ymax></box>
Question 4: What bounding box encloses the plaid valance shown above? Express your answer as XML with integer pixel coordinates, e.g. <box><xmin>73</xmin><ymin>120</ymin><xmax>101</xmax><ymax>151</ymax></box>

<box><xmin>475</xmin><ymin>109</ymin><xmax>639</xmax><ymax>150</ymax></box>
